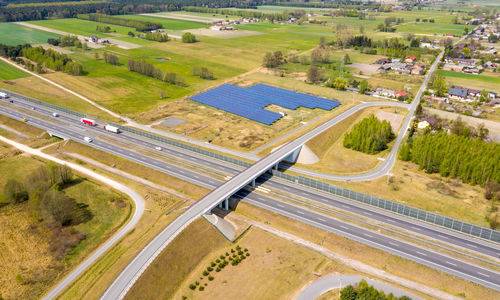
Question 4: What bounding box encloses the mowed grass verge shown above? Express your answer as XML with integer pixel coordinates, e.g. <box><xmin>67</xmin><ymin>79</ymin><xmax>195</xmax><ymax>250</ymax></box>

<box><xmin>0</xmin><ymin>22</ymin><xmax>60</xmax><ymax>46</ymax></box>
<box><xmin>0</xmin><ymin>59</ymin><xmax>30</xmax><ymax>80</ymax></box>
<box><xmin>123</xmin><ymin>217</ymin><xmax>229</xmax><ymax>300</ymax></box>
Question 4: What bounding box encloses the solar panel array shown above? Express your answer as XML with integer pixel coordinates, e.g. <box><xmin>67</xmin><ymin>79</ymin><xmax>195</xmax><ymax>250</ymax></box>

<box><xmin>191</xmin><ymin>84</ymin><xmax>341</xmax><ymax>125</ymax></box>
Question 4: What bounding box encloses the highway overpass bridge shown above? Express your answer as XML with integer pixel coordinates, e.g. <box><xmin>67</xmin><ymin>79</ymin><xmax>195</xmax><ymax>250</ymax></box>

<box><xmin>207</xmin><ymin>101</ymin><xmax>409</xmax><ymax>212</ymax></box>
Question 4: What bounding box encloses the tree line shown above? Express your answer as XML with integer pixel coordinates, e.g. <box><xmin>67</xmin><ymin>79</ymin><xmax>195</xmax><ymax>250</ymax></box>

<box><xmin>47</xmin><ymin>35</ymin><xmax>82</xmax><ymax>48</ymax></box>
<box><xmin>183</xmin><ymin>6</ymin><xmax>295</xmax><ymax>21</ymax></box>
<box><xmin>0</xmin><ymin>0</ymin><xmax>265</xmax><ymax>22</ymax></box>
<box><xmin>340</xmin><ymin>279</ymin><xmax>411</xmax><ymax>300</ymax></box>
<box><xmin>343</xmin><ymin>114</ymin><xmax>394</xmax><ymax>154</ymax></box>
<box><xmin>127</xmin><ymin>58</ymin><xmax>185</xmax><ymax>86</ymax></box>
<box><xmin>3</xmin><ymin>162</ymin><xmax>92</xmax><ymax>227</ymax></box>
<box><xmin>142</xmin><ymin>31</ymin><xmax>169</xmax><ymax>42</ymax></box>
<box><xmin>22</xmin><ymin>46</ymin><xmax>84</xmax><ymax>75</ymax></box>
<box><xmin>399</xmin><ymin>131</ymin><xmax>500</xmax><ymax>186</ymax></box>
<box><xmin>77</xmin><ymin>13</ymin><xmax>162</xmax><ymax>32</ymax></box>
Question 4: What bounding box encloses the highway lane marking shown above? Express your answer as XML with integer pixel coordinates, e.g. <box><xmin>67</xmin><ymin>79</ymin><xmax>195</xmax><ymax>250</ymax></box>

<box><xmin>296</xmin><ymin>210</ymin><xmax>305</xmax><ymax>215</ymax></box>
<box><xmin>438</xmin><ymin>234</ymin><xmax>450</xmax><ymax>240</ymax></box>
<box><xmin>363</xmin><ymin>233</ymin><xmax>373</xmax><ymax>238</ymax></box>
<box><xmin>339</xmin><ymin>225</ymin><xmax>349</xmax><ymax>230</ymax></box>
<box><xmin>412</xmin><ymin>226</ymin><xmax>423</xmax><ymax>231</ymax></box>
<box><xmin>389</xmin><ymin>242</ymin><xmax>399</xmax><ymax>247</ymax></box>
<box><xmin>477</xmin><ymin>272</ymin><xmax>490</xmax><ymax>278</ymax></box>
<box><xmin>276</xmin><ymin>203</ymin><xmax>285</xmax><ymax>208</ymax></box>
<box><xmin>445</xmin><ymin>261</ymin><xmax>457</xmax><ymax>267</ymax></box>
<box><xmin>341</xmin><ymin>204</ymin><xmax>350</xmax><ymax>208</ymax></box>
<box><xmin>416</xmin><ymin>251</ymin><xmax>427</xmax><ymax>256</ymax></box>
<box><xmin>317</xmin><ymin>218</ymin><xmax>326</xmax><ymax>222</ymax></box>
<box><xmin>363</xmin><ymin>212</ymin><xmax>373</xmax><ymax>216</ymax></box>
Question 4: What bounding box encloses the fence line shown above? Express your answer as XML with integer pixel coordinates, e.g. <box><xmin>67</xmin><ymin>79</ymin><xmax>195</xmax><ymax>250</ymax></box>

<box><xmin>4</xmin><ymin>89</ymin><xmax>498</xmax><ymax>243</ymax></box>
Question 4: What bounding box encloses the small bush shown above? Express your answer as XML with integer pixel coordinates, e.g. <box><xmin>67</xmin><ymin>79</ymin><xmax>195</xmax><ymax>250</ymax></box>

<box><xmin>216</xmin><ymin>267</ymin><xmax>221</xmax><ymax>272</ymax></box>
<box><xmin>216</xmin><ymin>259</ymin><xmax>220</xmax><ymax>263</ymax></box>
<box><xmin>202</xmin><ymin>270</ymin><xmax>209</xmax><ymax>276</ymax></box>
<box><xmin>231</xmin><ymin>249</ymin><xmax>235</xmax><ymax>253</ymax></box>
<box><xmin>225</xmin><ymin>252</ymin><xmax>229</xmax><ymax>256</ymax></box>
<box><xmin>207</xmin><ymin>267</ymin><xmax>213</xmax><ymax>272</ymax></box>
<box><xmin>199</xmin><ymin>286</ymin><xmax>204</xmax><ymax>291</ymax></box>
<box><xmin>238</xmin><ymin>251</ymin><xmax>243</xmax><ymax>255</ymax></box>
<box><xmin>246</xmin><ymin>253</ymin><xmax>250</xmax><ymax>257</ymax></box>
<box><xmin>208</xmin><ymin>276</ymin><xmax>214</xmax><ymax>281</ymax></box>
<box><xmin>220</xmin><ymin>255</ymin><xmax>225</xmax><ymax>259</ymax></box>
<box><xmin>189</xmin><ymin>284</ymin><xmax>196</xmax><ymax>290</ymax></box>
<box><xmin>244</xmin><ymin>248</ymin><xmax>248</xmax><ymax>252</ymax></box>
<box><xmin>195</xmin><ymin>281</ymin><xmax>199</xmax><ymax>286</ymax></box>
<box><xmin>236</xmin><ymin>246</ymin><xmax>241</xmax><ymax>250</ymax></box>
<box><xmin>240</xmin><ymin>255</ymin><xmax>246</xmax><ymax>260</ymax></box>
<box><xmin>211</xmin><ymin>261</ymin><xmax>216</xmax><ymax>267</ymax></box>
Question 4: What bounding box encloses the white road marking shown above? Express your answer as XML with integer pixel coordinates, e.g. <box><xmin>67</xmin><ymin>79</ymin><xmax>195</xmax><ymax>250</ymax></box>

<box><xmin>412</xmin><ymin>226</ymin><xmax>423</xmax><ymax>231</ymax></box>
<box><xmin>389</xmin><ymin>242</ymin><xmax>399</xmax><ymax>247</ymax></box>
<box><xmin>438</xmin><ymin>234</ymin><xmax>449</xmax><ymax>240</ymax></box>
<box><xmin>340</xmin><ymin>225</ymin><xmax>349</xmax><ymax>230</ymax></box>
<box><xmin>296</xmin><ymin>210</ymin><xmax>305</xmax><ymax>215</ymax></box>
<box><xmin>416</xmin><ymin>251</ymin><xmax>427</xmax><ymax>256</ymax></box>
<box><xmin>276</xmin><ymin>203</ymin><xmax>284</xmax><ymax>208</ymax></box>
<box><xmin>317</xmin><ymin>218</ymin><xmax>326</xmax><ymax>222</ymax></box>
<box><xmin>477</xmin><ymin>272</ymin><xmax>490</xmax><ymax>278</ymax></box>
<box><xmin>445</xmin><ymin>261</ymin><xmax>457</xmax><ymax>266</ymax></box>
<box><xmin>363</xmin><ymin>233</ymin><xmax>373</xmax><ymax>238</ymax></box>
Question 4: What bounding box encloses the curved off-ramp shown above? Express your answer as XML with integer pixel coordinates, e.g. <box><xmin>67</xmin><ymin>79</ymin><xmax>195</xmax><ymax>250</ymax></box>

<box><xmin>296</xmin><ymin>275</ymin><xmax>421</xmax><ymax>300</ymax></box>
<box><xmin>0</xmin><ymin>135</ymin><xmax>146</xmax><ymax>300</ymax></box>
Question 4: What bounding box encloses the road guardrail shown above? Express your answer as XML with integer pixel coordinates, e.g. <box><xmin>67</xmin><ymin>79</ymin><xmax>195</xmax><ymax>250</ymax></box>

<box><xmin>4</xmin><ymin>88</ymin><xmax>499</xmax><ymax>243</ymax></box>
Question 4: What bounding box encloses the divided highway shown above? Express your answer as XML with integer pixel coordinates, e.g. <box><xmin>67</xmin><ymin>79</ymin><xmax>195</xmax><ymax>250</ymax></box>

<box><xmin>0</xmin><ymin>103</ymin><xmax>499</xmax><ymax>298</ymax></box>
<box><xmin>1</xmin><ymin>101</ymin><xmax>497</xmax><ymax>259</ymax></box>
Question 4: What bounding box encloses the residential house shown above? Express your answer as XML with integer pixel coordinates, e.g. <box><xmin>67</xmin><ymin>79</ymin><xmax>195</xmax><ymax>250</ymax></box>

<box><xmin>404</xmin><ymin>56</ymin><xmax>416</xmax><ymax>63</ymax></box>
<box><xmin>375</xmin><ymin>58</ymin><xmax>389</xmax><ymax>64</ymax></box>
<box><xmin>394</xmin><ymin>91</ymin><xmax>408</xmax><ymax>99</ymax></box>
<box><xmin>90</xmin><ymin>35</ymin><xmax>99</xmax><ymax>43</ymax></box>
<box><xmin>374</xmin><ymin>88</ymin><xmax>395</xmax><ymax>98</ymax></box>
<box><xmin>483</xmin><ymin>61</ymin><xmax>498</xmax><ymax>70</ymax></box>
<box><xmin>448</xmin><ymin>87</ymin><xmax>467</xmax><ymax>100</ymax></box>
<box><xmin>411</xmin><ymin>63</ymin><xmax>425</xmax><ymax>75</ymax></box>
<box><xmin>442</xmin><ymin>63</ymin><xmax>464</xmax><ymax>72</ymax></box>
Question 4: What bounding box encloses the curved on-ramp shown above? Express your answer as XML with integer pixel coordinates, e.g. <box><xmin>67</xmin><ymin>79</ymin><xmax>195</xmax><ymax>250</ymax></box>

<box><xmin>296</xmin><ymin>275</ymin><xmax>421</xmax><ymax>300</ymax></box>
<box><xmin>0</xmin><ymin>135</ymin><xmax>145</xmax><ymax>300</ymax></box>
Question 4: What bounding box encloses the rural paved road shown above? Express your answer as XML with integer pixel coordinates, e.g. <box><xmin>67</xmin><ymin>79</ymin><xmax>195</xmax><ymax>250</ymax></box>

<box><xmin>0</xmin><ymin>135</ymin><xmax>145</xmax><ymax>300</ymax></box>
<box><xmin>296</xmin><ymin>275</ymin><xmax>421</xmax><ymax>300</ymax></box>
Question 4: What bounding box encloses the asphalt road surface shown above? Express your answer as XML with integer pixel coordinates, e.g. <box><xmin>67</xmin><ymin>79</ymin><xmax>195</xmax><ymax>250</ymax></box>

<box><xmin>0</xmin><ymin>104</ymin><xmax>499</xmax><ymax>298</ymax></box>
<box><xmin>1</xmin><ymin>102</ymin><xmax>497</xmax><ymax>259</ymax></box>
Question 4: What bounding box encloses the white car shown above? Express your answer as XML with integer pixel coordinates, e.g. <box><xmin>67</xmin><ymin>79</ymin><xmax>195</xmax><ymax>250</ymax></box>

<box><xmin>155</xmin><ymin>146</ymin><xmax>162</xmax><ymax>151</ymax></box>
<box><xmin>52</xmin><ymin>112</ymin><xmax>59</xmax><ymax>117</ymax></box>
<box><xmin>84</xmin><ymin>136</ymin><xmax>93</xmax><ymax>143</ymax></box>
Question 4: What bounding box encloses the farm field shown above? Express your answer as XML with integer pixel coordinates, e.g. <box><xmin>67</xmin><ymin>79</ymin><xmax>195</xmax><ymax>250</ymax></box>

<box><xmin>438</xmin><ymin>70</ymin><xmax>500</xmax><ymax>92</ymax></box>
<box><xmin>396</xmin><ymin>22</ymin><xmax>472</xmax><ymax>36</ymax></box>
<box><xmin>26</xmin><ymin>18</ymin><xmax>143</xmax><ymax>38</ymax></box>
<box><xmin>0</xmin><ymin>60</ymin><xmax>30</xmax><ymax>80</ymax></box>
<box><xmin>112</xmin><ymin>14</ymin><xmax>207</xmax><ymax>30</ymax></box>
<box><xmin>0</xmin><ymin>22</ymin><xmax>60</xmax><ymax>45</ymax></box>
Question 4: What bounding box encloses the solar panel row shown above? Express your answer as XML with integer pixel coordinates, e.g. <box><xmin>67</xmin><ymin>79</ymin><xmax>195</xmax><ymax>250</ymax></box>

<box><xmin>190</xmin><ymin>84</ymin><xmax>341</xmax><ymax>125</ymax></box>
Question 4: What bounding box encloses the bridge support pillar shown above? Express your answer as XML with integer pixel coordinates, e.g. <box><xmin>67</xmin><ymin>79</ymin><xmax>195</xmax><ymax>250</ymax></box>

<box><xmin>219</xmin><ymin>202</ymin><xmax>223</xmax><ymax>209</ymax></box>
<box><xmin>251</xmin><ymin>178</ymin><xmax>256</xmax><ymax>187</ymax></box>
<box><xmin>224</xmin><ymin>197</ymin><xmax>229</xmax><ymax>210</ymax></box>
<box><xmin>274</xmin><ymin>163</ymin><xmax>279</xmax><ymax>170</ymax></box>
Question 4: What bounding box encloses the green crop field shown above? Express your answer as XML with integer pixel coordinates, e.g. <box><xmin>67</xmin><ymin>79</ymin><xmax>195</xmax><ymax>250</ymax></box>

<box><xmin>396</xmin><ymin>23</ymin><xmax>472</xmax><ymax>35</ymax></box>
<box><xmin>111</xmin><ymin>14</ymin><xmax>207</xmax><ymax>31</ymax></box>
<box><xmin>0</xmin><ymin>60</ymin><xmax>30</xmax><ymax>80</ymax></box>
<box><xmin>438</xmin><ymin>70</ymin><xmax>500</xmax><ymax>92</ymax></box>
<box><xmin>0</xmin><ymin>22</ymin><xmax>60</xmax><ymax>45</ymax></box>
<box><xmin>438</xmin><ymin>70</ymin><xmax>500</xmax><ymax>84</ymax></box>
<box><xmin>27</xmin><ymin>18</ymin><xmax>143</xmax><ymax>37</ymax></box>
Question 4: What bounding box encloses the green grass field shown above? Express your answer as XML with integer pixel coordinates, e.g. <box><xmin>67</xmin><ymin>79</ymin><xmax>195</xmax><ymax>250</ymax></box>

<box><xmin>396</xmin><ymin>22</ymin><xmax>472</xmax><ymax>35</ymax></box>
<box><xmin>438</xmin><ymin>70</ymin><xmax>500</xmax><ymax>92</ymax></box>
<box><xmin>27</xmin><ymin>18</ymin><xmax>143</xmax><ymax>37</ymax></box>
<box><xmin>0</xmin><ymin>22</ymin><xmax>60</xmax><ymax>45</ymax></box>
<box><xmin>112</xmin><ymin>14</ymin><xmax>207</xmax><ymax>30</ymax></box>
<box><xmin>0</xmin><ymin>60</ymin><xmax>30</xmax><ymax>80</ymax></box>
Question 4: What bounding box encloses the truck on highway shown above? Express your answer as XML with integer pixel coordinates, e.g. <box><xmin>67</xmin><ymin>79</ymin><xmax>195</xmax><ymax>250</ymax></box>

<box><xmin>80</xmin><ymin>118</ymin><xmax>96</xmax><ymax>126</ymax></box>
<box><xmin>0</xmin><ymin>92</ymin><xmax>9</xmax><ymax>98</ymax></box>
<box><xmin>83</xmin><ymin>136</ymin><xmax>93</xmax><ymax>143</ymax></box>
<box><xmin>104</xmin><ymin>124</ymin><xmax>120</xmax><ymax>133</ymax></box>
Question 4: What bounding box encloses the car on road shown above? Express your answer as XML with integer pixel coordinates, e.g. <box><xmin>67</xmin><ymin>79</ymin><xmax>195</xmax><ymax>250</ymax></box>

<box><xmin>84</xmin><ymin>136</ymin><xmax>93</xmax><ymax>143</ymax></box>
<box><xmin>9</xmin><ymin>99</ymin><xmax>13</xmax><ymax>103</ymax></box>
<box><xmin>52</xmin><ymin>112</ymin><xmax>59</xmax><ymax>117</ymax></box>
<box><xmin>155</xmin><ymin>146</ymin><xmax>162</xmax><ymax>151</ymax></box>
<box><xmin>22</xmin><ymin>118</ymin><xmax>27</xmax><ymax>122</ymax></box>
<box><xmin>31</xmin><ymin>107</ymin><xmax>35</xmax><ymax>110</ymax></box>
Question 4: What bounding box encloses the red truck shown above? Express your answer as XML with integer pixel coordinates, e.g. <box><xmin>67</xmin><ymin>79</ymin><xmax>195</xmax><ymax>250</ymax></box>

<box><xmin>80</xmin><ymin>118</ymin><xmax>96</xmax><ymax>126</ymax></box>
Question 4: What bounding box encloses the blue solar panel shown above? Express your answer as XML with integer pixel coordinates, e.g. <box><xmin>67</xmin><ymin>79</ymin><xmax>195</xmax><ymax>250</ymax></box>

<box><xmin>190</xmin><ymin>84</ymin><xmax>341</xmax><ymax>125</ymax></box>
